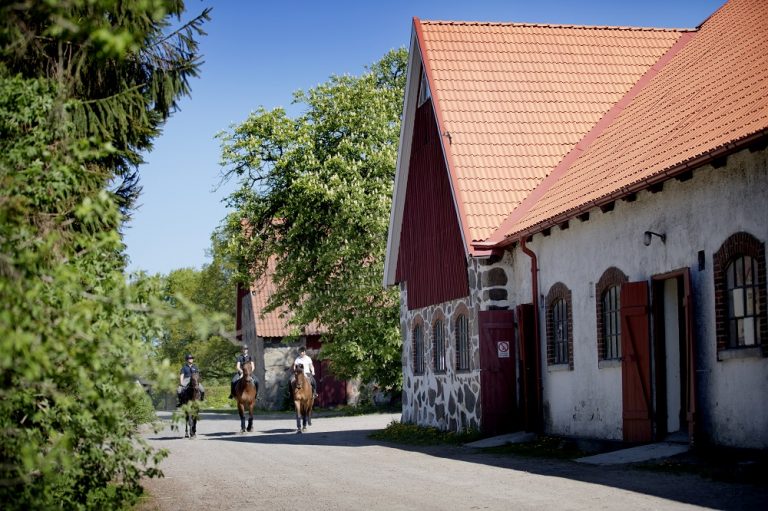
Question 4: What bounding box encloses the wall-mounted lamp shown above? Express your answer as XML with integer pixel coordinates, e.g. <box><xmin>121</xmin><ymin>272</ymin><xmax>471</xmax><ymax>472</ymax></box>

<box><xmin>643</xmin><ymin>230</ymin><xmax>666</xmax><ymax>246</ymax></box>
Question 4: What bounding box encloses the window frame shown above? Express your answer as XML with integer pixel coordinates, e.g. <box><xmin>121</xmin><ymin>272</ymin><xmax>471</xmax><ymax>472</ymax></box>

<box><xmin>545</xmin><ymin>282</ymin><xmax>573</xmax><ymax>369</ymax></box>
<box><xmin>455</xmin><ymin>313</ymin><xmax>470</xmax><ymax>372</ymax></box>
<box><xmin>412</xmin><ymin>322</ymin><xmax>425</xmax><ymax>375</ymax></box>
<box><xmin>432</xmin><ymin>318</ymin><xmax>446</xmax><ymax>373</ymax></box>
<box><xmin>714</xmin><ymin>232</ymin><xmax>767</xmax><ymax>357</ymax></box>
<box><xmin>595</xmin><ymin>267</ymin><xmax>628</xmax><ymax>364</ymax></box>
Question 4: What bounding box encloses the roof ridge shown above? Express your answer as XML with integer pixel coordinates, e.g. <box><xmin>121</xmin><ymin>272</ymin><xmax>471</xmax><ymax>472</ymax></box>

<box><xmin>420</xmin><ymin>20</ymin><xmax>695</xmax><ymax>32</ymax></box>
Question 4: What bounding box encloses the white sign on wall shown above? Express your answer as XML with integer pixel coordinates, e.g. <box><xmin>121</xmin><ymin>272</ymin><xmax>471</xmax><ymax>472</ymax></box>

<box><xmin>497</xmin><ymin>341</ymin><xmax>510</xmax><ymax>358</ymax></box>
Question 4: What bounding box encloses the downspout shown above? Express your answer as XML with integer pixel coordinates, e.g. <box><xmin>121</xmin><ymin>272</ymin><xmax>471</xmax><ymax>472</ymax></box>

<box><xmin>520</xmin><ymin>237</ymin><xmax>543</xmax><ymax>431</ymax></box>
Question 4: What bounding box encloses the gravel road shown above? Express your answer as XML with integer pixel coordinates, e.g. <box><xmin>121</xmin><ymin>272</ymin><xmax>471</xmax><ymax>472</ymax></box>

<box><xmin>137</xmin><ymin>411</ymin><xmax>767</xmax><ymax>511</ymax></box>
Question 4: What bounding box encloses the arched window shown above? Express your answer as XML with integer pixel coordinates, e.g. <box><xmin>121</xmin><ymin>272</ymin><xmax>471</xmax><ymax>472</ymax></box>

<box><xmin>602</xmin><ymin>286</ymin><xmax>621</xmax><ymax>360</ymax></box>
<box><xmin>455</xmin><ymin>314</ymin><xmax>470</xmax><ymax>371</ymax></box>
<box><xmin>714</xmin><ymin>232</ymin><xmax>767</xmax><ymax>355</ymax></box>
<box><xmin>595</xmin><ymin>267</ymin><xmax>628</xmax><ymax>362</ymax></box>
<box><xmin>546</xmin><ymin>283</ymin><xmax>573</xmax><ymax>368</ymax></box>
<box><xmin>413</xmin><ymin>323</ymin><xmax>425</xmax><ymax>375</ymax></box>
<box><xmin>432</xmin><ymin>319</ymin><xmax>446</xmax><ymax>373</ymax></box>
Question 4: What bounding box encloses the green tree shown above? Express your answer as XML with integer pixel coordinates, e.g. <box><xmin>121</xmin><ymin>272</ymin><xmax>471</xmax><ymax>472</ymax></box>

<box><xmin>218</xmin><ymin>49</ymin><xmax>407</xmax><ymax>391</ymax></box>
<box><xmin>157</xmin><ymin>239</ymin><xmax>238</xmax><ymax>382</ymax></box>
<box><xmin>0</xmin><ymin>1</ymin><xmax>213</xmax><ymax>508</ymax></box>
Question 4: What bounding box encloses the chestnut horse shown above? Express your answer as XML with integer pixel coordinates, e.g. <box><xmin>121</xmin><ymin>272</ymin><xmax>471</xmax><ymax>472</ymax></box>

<box><xmin>291</xmin><ymin>364</ymin><xmax>314</xmax><ymax>433</ymax></box>
<box><xmin>180</xmin><ymin>372</ymin><xmax>201</xmax><ymax>438</ymax></box>
<box><xmin>235</xmin><ymin>362</ymin><xmax>258</xmax><ymax>433</ymax></box>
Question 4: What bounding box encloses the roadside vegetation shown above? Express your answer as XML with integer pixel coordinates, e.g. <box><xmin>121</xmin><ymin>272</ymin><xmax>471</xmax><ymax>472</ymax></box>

<box><xmin>371</xmin><ymin>421</ymin><xmax>483</xmax><ymax>446</ymax></box>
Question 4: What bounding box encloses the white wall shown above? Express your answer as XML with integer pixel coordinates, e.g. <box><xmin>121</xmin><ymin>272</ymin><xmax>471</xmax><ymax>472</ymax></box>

<box><xmin>501</xmin><ymin>147</ymin><xmax>768</xmax><ymax>447</ymax></box>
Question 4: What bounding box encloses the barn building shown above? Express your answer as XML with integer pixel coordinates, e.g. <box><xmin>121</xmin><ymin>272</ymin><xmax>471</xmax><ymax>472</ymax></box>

<box><xmin>384</xmin><ymin>0</ymin><xmax>768</xmax><ymax>448</ymax></box>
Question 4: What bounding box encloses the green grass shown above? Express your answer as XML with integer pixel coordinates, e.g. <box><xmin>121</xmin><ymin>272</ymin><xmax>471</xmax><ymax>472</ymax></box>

<box><xmin>481</xmin><ymin>435</ymin><xmax>589</xmax><ymax>459</ymax></box>
<box><xmin>370</xmin><ymin>420</ymin><xmax>482</xmax><ymax>445</ymax></box>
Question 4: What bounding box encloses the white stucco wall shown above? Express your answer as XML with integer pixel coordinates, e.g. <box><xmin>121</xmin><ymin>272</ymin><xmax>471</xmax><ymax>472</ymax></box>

<box><xmin>501</xmin><ymin>147</ymin><xmax>768</xmax><ymax>447</ymax></box>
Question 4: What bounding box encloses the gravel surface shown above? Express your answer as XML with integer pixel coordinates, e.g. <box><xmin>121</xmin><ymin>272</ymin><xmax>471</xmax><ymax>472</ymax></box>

<box><xmin>137</xmin><ymin>411</ymin><xmax>768</xmax><ymax>511</ymax></box>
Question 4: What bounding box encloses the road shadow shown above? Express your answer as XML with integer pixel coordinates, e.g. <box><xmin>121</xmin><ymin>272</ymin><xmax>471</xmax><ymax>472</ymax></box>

<box><xmin>145</xmin><ymin>413</ymin><xmax>768</xmax><ymax>510</ymax></box>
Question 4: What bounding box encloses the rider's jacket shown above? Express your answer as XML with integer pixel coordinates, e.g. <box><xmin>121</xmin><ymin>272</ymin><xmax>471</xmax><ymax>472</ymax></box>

<box><xmin>180</xmin><ymin>363</ymin><xmax>199</xmax><ymax>379</ymax></box>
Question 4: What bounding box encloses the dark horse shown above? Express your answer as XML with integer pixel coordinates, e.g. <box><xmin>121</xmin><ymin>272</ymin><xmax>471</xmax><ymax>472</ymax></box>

<box><xmin>234</xmin><ymin>362</ymin><xmax>258</xmax><ymax>433</ymax></box>
<box><xmin>291</xmin><ymin>364</ymin><xmax>314</xmax><ymax>433</ymax></box>
<box><xmin>179</xmin><ymin>372</ymin><xmax>201</xmax><ymax>438</ymax></box>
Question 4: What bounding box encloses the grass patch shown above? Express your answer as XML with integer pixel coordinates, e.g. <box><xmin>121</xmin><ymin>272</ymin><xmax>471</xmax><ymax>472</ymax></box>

<box><xmin>370</xmin><ymin>420</ymin><xmax>482</xmax><ymax>445</ymax></box>
<box><xmin>482</xmin><ymin>435</ymin><xmax>589</xmax><ymax>460</ymax></box>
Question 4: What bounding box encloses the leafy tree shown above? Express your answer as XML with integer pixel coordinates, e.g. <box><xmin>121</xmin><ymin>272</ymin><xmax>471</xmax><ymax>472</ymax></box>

<box><xmin>156</xmin><ymin>239</ymin><xmax>238</xmax><ymax>382</ymax></box>
<box><xmin>218</xmin><ymin>49</ymin><xmax>407</xmax><ymax>391</ymax></box>
<box><xmin>0</xmin><ymin>1</ymin><xmax>213</xmax><ymax>508</ymax></box>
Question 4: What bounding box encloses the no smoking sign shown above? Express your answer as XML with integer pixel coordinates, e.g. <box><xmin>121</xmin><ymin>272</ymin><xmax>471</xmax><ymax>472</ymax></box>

<box><xmin>497</xmin><ymin>341</ymin><xmax>510</xmax><ymax>358</ymax></box>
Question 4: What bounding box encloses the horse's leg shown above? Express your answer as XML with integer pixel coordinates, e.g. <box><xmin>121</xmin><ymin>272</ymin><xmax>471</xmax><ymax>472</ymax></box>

<box><xmin>246</xmin><ymin>402</ymin><xmax>254</xmax><ymax>432</ymax></box>
<box><xmin>294</xmin><ymin>401</ymin><xmax>302</xmax><ymax>433</ymax></box>
<box><xmin>184</xmin><ymin>412</ymin><xmax>190</xmax><ymax>438</ymax></box>
<box><xmin>238</xmin><ymin>404</ymin><xmax>246</xmax><ymax>433</ymax></box>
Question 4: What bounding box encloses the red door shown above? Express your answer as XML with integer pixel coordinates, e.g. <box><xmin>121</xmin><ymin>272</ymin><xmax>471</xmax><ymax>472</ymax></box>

<box><xmin>479</xmin><ymin>310</ymin><xmax>517</xmax><ymax>435</ymax></box>
<box><xmin>621</xmin><ymin>281</ymin><xmax>653</xmax><ymax>442</ymax></box>
<box><xmin>314</xmin><ymin>359</ymin><xmax>347</xmax><ymax>408</ymax></box>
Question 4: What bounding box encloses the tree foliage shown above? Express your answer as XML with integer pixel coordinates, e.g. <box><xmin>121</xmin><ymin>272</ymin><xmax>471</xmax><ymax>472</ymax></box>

<box><xmin>155</xmin><ymin>236</ymin><xmax>239</xmax><ymax>382</ymax></box>
<box><xmin>218</xmin><ymin>49</ymin><xmax>407</xmax><ymax>390</ymax></box>
<box><xmin>0</xmin><ymin>1</ymin><xmax>212</xmax><ymax>508</ymax></box>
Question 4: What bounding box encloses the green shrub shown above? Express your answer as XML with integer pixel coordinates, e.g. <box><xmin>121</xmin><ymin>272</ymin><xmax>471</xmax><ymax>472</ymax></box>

<box><xmin>370</xmin><ymin>420</ymin><xmax>482</xmax><ymax>445</ymax></box>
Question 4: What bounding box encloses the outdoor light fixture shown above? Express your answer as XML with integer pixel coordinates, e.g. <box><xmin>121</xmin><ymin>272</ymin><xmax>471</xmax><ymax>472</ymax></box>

<box><xmin>643</xmin><ymin>230</ymin><xmax>666</xmax><ymax>246</ymax></box>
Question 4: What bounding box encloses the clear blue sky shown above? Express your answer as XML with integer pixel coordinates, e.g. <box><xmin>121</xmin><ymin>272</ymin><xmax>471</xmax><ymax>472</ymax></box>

<box><xmin>123</xmin><ymin>0</ymin><xmax>724</xmax><ymax>275</ymax></box>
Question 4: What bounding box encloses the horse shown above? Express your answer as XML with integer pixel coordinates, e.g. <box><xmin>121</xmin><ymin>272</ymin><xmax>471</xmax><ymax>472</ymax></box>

<box><xmin>179</xmin><ymin>372</ymin><xmax>201</xmax><ymax>438</ymax></box>
<box><xmin>291</xmin><ymin>364</ymin><xmax>314</xmax><ymax>433</ymax></box>
<box><xmin>234</xmin><ymin>361</ymin><xmax>258</xmax><ymax>433</ymax></box>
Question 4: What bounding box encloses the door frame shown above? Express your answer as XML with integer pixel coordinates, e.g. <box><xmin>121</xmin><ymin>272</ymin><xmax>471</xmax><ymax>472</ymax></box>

<box><xmin>651</xmin><ymin>267</ymin><xmax>696</xmax><ymax>443</ymax></box>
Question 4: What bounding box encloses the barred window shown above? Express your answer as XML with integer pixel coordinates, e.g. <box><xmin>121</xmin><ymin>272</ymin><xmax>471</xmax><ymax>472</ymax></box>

<box><xmin>602</xmin><ymin>286</ymin><xmax>621</xmax><ymax>360</ymax></box>
<box><xmin>552</xmin><ymin>299</ymin><xmax>569</xmax><ymax>364</ymax></box>
<box><xmin>413</xmin><ymin>323</ymin><xmax>425</xmax><ymax>374</ymax></box>
<box><xmin>726</xmin><ymin>255</ymin><xmax>762</xmax><ymax>347</ymax></box>
<box><xmin>433</xmin><ymin>319</ymin><xmax>446</xmax><ymax>372</ymax></box>
<box><xmin>455</xmin><ymin>314</ymin><xmax>470</xmax><ymax>371</ymax></box>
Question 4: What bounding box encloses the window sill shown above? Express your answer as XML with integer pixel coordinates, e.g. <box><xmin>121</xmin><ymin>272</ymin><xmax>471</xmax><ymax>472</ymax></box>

<box><xmin>717</xmin><ymin>346</ymin><xmax>763</xmax><ymax>361</ymax></box>
<box><xmin>598</xmin><ymin>359</ymin><xmax>622</xmax><ymax>369</ymax></box>
<box><xmin>547</xmin><ymin>363</ymin><xmax>571</xmax><ymax>372</ymax></box>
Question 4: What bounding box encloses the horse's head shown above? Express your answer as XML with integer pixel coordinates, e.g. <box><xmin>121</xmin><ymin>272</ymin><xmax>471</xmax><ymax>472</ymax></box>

<box><xmin>242</xmin><ymin>362</ymin><xmax>252</xmax><ymax>378</ymax></box>
<box><xmin>189</xmin><ymin>371</ymin><xmax>200</xmax><ymax>388</ymax></box>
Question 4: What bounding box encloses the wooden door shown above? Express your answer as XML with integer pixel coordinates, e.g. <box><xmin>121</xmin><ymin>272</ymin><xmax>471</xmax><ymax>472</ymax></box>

<box><xmin>479</xmin><ymin>310</ymin><xmax>517</xmax><ymax>435</ymax></box>
<box><xmin>314</xmin><ymin>359</ymin><xmax>346</xmax><ymax>408</ymax></box>
<box><xmin>621</xmin><ymin>281</ymin><xmax>653</xmax><ymax>442</ymax></box>
<box><xmin>516</xmin><ymin>303</ymin><xmax>540</xmax><ymax>432</ymax></box>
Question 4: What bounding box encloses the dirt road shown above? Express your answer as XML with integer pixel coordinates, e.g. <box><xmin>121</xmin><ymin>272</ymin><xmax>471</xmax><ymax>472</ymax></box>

<box><xmin>138</xmin><ymin>411</ymin><xmax>767</xmax><ymax>511</ymax></box>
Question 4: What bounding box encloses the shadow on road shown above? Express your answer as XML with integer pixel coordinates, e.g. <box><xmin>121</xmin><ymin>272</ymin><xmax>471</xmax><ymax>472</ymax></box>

<box><xmin>145</xmin><ymin>413</ymin><xmax>768</xmax><ymax>510</ymax></box>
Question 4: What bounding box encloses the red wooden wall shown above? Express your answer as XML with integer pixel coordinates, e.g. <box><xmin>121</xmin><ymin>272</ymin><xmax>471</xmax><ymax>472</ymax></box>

<box><xmin>396</xmin><ymin>99</ymin><xmax>468</xmax><ymax>310</ymax></box>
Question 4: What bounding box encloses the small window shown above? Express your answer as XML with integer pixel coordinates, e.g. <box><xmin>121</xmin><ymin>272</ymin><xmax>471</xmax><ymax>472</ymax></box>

<box><xmin>413</xmin><ymin>324</ymin><xmax>425</xmax><ymax>375</ymax></box>
<box><xmin>602</xmin><ymin>286</ymin><xmax>621</xmax><ymax>360</ymax></box>
<box><xmin>552</xmin><ymin>299</ymin><xmax>569</xmax><ymax>364</ymax></box>
<box><xmin>433</xmin><ymin>319</ymin><xmax>446</xmax><ymax>373</ymax></box>
<box><xmin>546</xmin><ymin>283</ymin><xmax>573</xmax><ymax>369</ymax></box>
<box><xmin>726</xmin><ymin>255</ymin><xmax>762</xmax><ymax>347</ymax></box>
<box><xmin>455</xmin><ymin>314</ymin><xmax>470</xmax><ymax>371</ymax></box>
<box><xmin>417</xmin><ymin>66</ymin><xmax>431</xmax><ymax>106</ymax></box>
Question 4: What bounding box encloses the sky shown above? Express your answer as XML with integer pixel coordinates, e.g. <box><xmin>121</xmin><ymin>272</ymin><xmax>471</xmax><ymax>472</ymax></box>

<box><xmin>123</xmin><ymin>0</ymin><xmax>725</xmax><ymax>276</ymax></box>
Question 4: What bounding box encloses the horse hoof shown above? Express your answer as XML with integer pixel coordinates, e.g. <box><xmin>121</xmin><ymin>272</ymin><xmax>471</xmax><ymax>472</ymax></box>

<box><xmin>240</xmin><ymin>429</ymin><xmax>246</xmax><ymax>434</ymax></box>
<box><xmin>184</xmin><ymin>434</ymin><xmax>189</xmax><ymax>438</ymax></box>
<box><xmin>296</xmin><ymin>429</ymin><xmax>302</xmax><ymax>434</ymax></box>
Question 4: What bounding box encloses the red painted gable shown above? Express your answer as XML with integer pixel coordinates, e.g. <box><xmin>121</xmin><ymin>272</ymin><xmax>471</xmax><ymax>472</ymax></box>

<box><xmin>396</xmin><ymin>99</ymin><xmax>468</xmax><ymax>309</ymax></box>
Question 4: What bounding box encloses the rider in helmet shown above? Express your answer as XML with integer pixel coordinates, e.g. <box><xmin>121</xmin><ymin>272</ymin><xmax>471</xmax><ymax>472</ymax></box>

<box><xmin>230</xmin><ymin>344</ymin><xmax>257</xmax><ymax>399</ymax></box>
<box><xmin>177</xmin><ymin>354</ymin><xmax>205</xmax><ymax>406</ymax></box>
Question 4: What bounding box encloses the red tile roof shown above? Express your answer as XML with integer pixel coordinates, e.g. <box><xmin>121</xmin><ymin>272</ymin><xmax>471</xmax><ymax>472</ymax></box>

<box><xmin>249</xmin><ymin>255</ymin><xmax>326</xmax><ymax>338</ymax></box>
<box><xmin>418</xmin><ymin>20</ymin><xmax>688</xmax><ymax>244</ymax></box>
<box><xmin>484</xmin><ymin>0</ymin><xmax>768</xmax><ymax>245</ymax></box>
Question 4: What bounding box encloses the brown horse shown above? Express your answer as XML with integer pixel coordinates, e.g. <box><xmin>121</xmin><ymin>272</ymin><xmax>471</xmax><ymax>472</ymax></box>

<box><xmin>180</xmin><ymin>372</ymin><xmax>201</xmax><ymax>438</ymax></box>
<box><xmin>234</xmin><ymin>362</ymin><xmax>258</xmax><ymax>433</ymax></box>
<box><xmin>291</xmin><ymin>364</ymin><xmax>314</xmax><ymax>433</ymax></box>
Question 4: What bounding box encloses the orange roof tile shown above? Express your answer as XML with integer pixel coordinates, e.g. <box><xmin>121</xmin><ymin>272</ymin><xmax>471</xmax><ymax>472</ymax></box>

<box><xmin>249</xmin><ymin>255</ymin><xmax>326</xmax><ymax>338</ymax></box>
<box><xmin>419</xmin><ymin>20</ymin><xmax>688</xmax><ymax>243</ymax></box>
<box><xmin>487</xmin><ymin>0</ymin><xmax>768</xmax><ymax>243</ymax></box>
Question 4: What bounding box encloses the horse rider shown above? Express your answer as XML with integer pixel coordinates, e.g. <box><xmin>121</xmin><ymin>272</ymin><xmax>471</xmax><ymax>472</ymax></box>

<box><xmin>177</xmin><ymin>353</ymin><xmax>205</xmax><ymax>406</ymax></box>
<box><xmin>292</xmin><ymin>346</ymin><xmax>317</xmax><ymax>399</ymax></box>
<box><xmin>230</xmin><ymin>344</ymin><xmax>258</xmax><ymax>399</ymax></box>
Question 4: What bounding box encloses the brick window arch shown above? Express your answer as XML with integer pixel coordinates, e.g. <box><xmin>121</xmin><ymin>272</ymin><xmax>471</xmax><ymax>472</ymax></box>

<box><xmin>546</xmin><ymin>282</ymin><xmax>573</xmax><ymax>369</ymax></box>
<box><xmin>714</xmin><ymin>232</ymin><xmax>767</xmax><ymax>356</ymax></box>
<box><xmin>595</xmin><ymin>267</ymin><xmax>628</xmax><ymax>362</ymax></box>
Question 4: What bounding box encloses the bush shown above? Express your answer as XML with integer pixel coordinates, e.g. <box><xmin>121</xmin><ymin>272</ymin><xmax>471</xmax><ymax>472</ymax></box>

<box><xmin>370</xmin><ymin>420</ymin><xmax>482</xmax><ymax>445</ymax></box>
